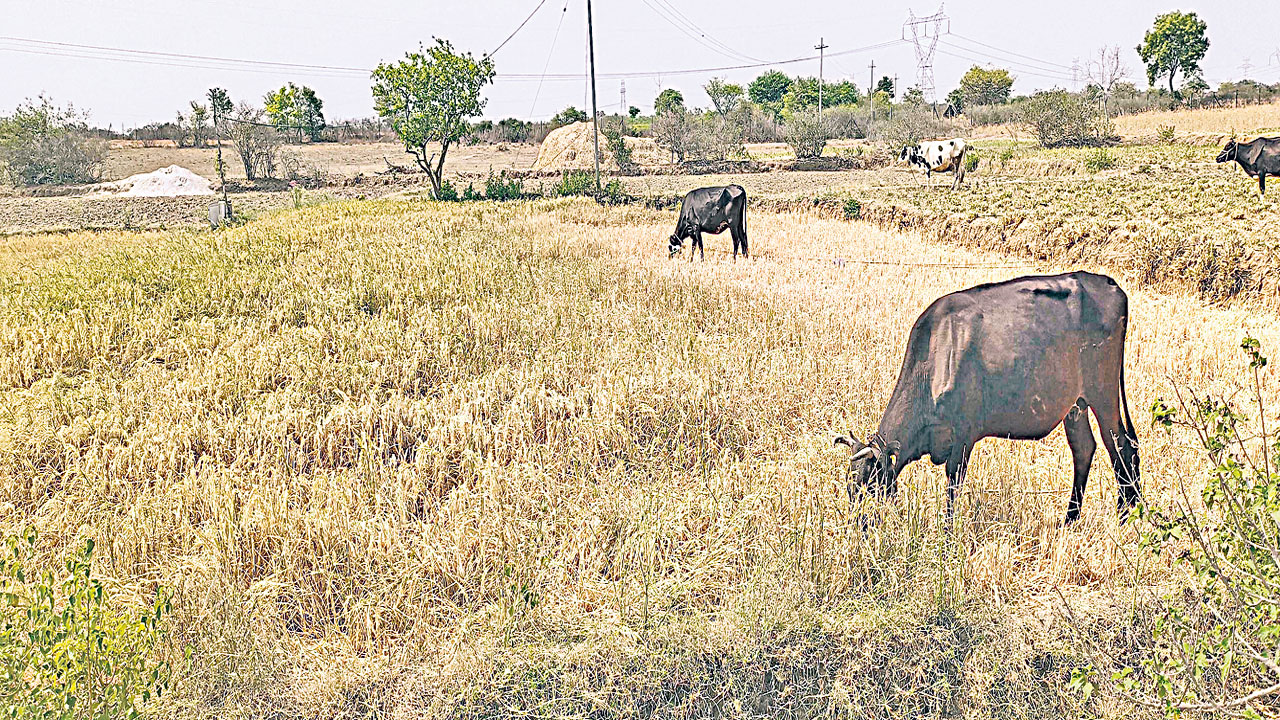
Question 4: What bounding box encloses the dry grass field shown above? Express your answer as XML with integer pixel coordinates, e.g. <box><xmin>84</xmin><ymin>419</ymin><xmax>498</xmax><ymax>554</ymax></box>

<box><xmin>1112</xmin><ymin>100</ymin><xmax>1280</xmax><ymax>140</ymax></box>
<box><xmin>2</xmin><ymin>197</ymin><xmax>1276</xmax><ymax>717</ymax></box>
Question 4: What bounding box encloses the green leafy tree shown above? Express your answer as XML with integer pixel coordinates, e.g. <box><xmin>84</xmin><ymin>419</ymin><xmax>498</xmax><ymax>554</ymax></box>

<box><xmin>946</xmin><ymin>87</ymin><xmax>965</xmax><ymax>112</ymax></box>
<box><xmin>297</xmin><ymin>86</ymin><xmax>325</xmax><ymax>142</ymax></box>
<box><xmin>749</xmin><ymin>70</ymin><xmax>792</xmax><ymax>119</ymax></box>
<box><xmin>825</xmin><ymin>80</ymin><xmax>861</xmax><ymax>107</ymax></box>
<box><xmin>550</xmin><ymin>106</ymin><xmax>588</xmax><ymax>127</ymax></box>
<box><xmin>958</xmin><ymin>65</ymin><xmax>1015</xmax><ymax>106</ymax></box>
<box><xmin>1136</xmin><ymin>11</ymin><xmax>1209</xmax><ymax>98</ymax></box>
<box><xmin>783</xmin><ymin>77</ymin><xmax>858</xmax><ymax>115</ymax></box>
<box><xmin>876</xmin><ymin>76</ymin><xmax>895</xmax><ymax>98</ymax></box>
<box><xmin>264</xmin><ymin>83</ymin><xmax>325</xmax><ymax>142</ymax></box>
<box><xmin>187</xmin><ymin>101</ymin><xmax>210</xmax><ymax>148</ymax></box>
<box><xmin>371</xmin><ymin>38</ymin><xmax>495</xmax><ymax>199</ymax></box>
<box><xmin>628</xmin><ymin>106</ymin><xmax>640</xmax><ymax>119</ymax></box>
<box><xmin>704</xmin><ymin>77</ymin><xmax>744</xmax><ymax>117</ymax></box>
<box><xmin>902</xmin><ymin>86</ymin><xmax>926</xmax><ymax>106</ymax></box>
<box><xmin>264</xmin><ymin>83</ymin><xmax>301</xmax><ymax>140</ymax></box>
<box><xmin>748</xmin><ymin>70</ymin><xmax>792</xmax><ymax>104</ymax></box>
<box><xmin>654</xmin><ymin>88</ymin><xmax>685</xmax><ymax>116</ymax></box>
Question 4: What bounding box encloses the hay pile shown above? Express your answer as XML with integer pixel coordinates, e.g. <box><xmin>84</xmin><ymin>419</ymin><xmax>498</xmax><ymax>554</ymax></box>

<box><xmin>93</xmin><ymin>165</ymin><xmax>214</xmax><ymax>197</ymax></box>
<box><xmin>532</xmin><ymin>122</ymin><xmax>665</xmax><ymax>171</ymax></box>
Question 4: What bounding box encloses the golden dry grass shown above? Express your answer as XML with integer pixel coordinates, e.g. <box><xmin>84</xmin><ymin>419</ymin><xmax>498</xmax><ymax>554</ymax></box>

<box><xmin>0</xmin><ymin>199</ymin><xmax>1274</xmax><ymax>717</ymax></box>
<box><xmin>1113</xmin><ymin>101</ymin><xmax>1280</xmax><ymax>140</ymax></box>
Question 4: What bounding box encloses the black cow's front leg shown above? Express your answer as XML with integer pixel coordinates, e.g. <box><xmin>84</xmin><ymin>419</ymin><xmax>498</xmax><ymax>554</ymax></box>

<box><xmin>694</xmin><ymin>232</ymin><xmax>704</xmax><ymax>262</ymax></box>
<box><xmin>1261</xmin><ymin>173</ymin><xmax>1267</xmax><ymax>196</ymax></box>
<box><xmin>944</xmin><ymin>443</ymin><xmax>972</xmax><ymax>517</ymax></box>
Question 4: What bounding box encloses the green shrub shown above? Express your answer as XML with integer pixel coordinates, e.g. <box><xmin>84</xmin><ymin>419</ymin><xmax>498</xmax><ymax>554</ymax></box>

<box><xmin>784</xmin><ymin>111</ymin><xmax>829</xmax><ymax>159</ymax></box>
<box><xmin>484</xmin><ymin>170</ymin><xmax>525</xmax><ymax>200</ymax></box>
<box><xmin>964</xmin><ymin>150</ymin><xmax>980</xmax><ymax>173</ymax></box>
<box><xmin>1074</xmin><ymin>338</ymin><xmax>1280</xmax><ymax>717</ymax></box>
<box><xmin>1083</xmin><ymin>148</ymin><xmax>1116</xmax><ymax>173</ymax></box>
<box><xmin>821</xmin><ymin>106</ymin><xmax>864</xmax><ymax>140</ymax></box>
<box><xmin>0</xmin><ymin>530</ymin><xmax>171</xmax><ymax>719</ymax></box>
<box><xmin>1156</xmin><ymin>124</ymin><xmax>1176</xmax><ymax>144</ymax></box>
<box><xmin>842</xmin><ymin>196</ymin><xmax>861</xmax><ymax>220</ymax></box>
<box><xmin>461</xmin><ymin>182</ymin><xmax>482</xmax><ymax>202</ymax></box>
<box><xmin>600</xmin><ymin>177</ymin><xmax>628</xmax><ymax>204</ymax></box>
<box><xmin>434</xmin><ymin>179</ymin><xmax>459</xmax><ymax>202</ymax></box>
<box><xmin>552</xmin><ymin>170</ymin><xmax>595</xmax><ymax>197</ymax></box>
<box><xmin>600</xmin><ymin>124</ymin><xmax>636</xmax><ymax>173</ymax></box>
<box><xmin>1019</xmin><ymin>90</ymin><xmax>1114</xmax><ymax>148</ymax></box>
<box><xmin>0</xmin><ymin>97</ymin><xmax>103</xmax><ymax>186</ymax></box>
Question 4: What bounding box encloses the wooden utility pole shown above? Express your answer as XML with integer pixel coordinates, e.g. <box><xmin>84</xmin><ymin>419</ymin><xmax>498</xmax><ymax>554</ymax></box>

<box><xmin>868</xmin><ymin>60</ymin><xmax>876</xmax><ymax>124</ymax></box>
<box><xmin>587</xmin><ymin>0</ymin><xmax>601</xmax><ymax>191</ymax></box>
<box><xmin>815</xmin><ymin>37</ymin><xmax>829</xmax><ymax>113</ymax></box>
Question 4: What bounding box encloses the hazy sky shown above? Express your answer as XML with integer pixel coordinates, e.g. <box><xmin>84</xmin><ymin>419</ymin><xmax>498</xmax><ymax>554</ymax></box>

<box><xmin>2</xmin><ymin>0</ymin><xmax>1277</xmax><ymax>130</ymax></box>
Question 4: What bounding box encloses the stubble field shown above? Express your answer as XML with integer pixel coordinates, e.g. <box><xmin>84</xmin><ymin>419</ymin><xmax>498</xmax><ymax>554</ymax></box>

<box><xmin>2</xmin><ymin>196</ymin><xmax>1276</xmax><ymax>717</ymax></box>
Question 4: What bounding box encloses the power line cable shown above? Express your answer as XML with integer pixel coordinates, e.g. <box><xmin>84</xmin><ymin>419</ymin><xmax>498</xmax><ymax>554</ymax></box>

<box><xmin>947</xmin><ymin>32</ymin><xmax>1074</xmax><ymax>71</ymax></box>
<box><xmin>486</xmin><ymin>0</ymin><xmax>549</xmax><ymax>58</ymax></box>
<box><xmin>935</xmin><ymin>44</ymin><xmax>1075</xmax><ymax>83</ymax></box>
<box><xmin>0</xmin><ymin>35</ymin><xmax>369</xmax><ymax>74</ymax></box>
<box><xmin>638</xmin><ymin>0</ymin><xmax>754</xmax><ymax>64</ymax></box>
<box><xmin>0</xmin><ymin>33</ymin><xmax>907</xmax><ymax>83</ymax></box>
<box><xmin>528</xmin><ymin>0</ymin><xmax>572</xmax><ymax>118</ymax></box>
<box><xmin>647</xmin><ymin>0</ymin><xmax>766</xmax><ymax>63</ymax></box>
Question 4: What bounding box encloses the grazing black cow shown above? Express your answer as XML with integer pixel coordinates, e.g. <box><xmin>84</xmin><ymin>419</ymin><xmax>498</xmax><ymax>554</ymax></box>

<box><xmin>668</xmin><ymin>185</ymin><xmax>748</xmax><ymax>261</ymax></box>
<box><xmin>899</xmin><ymin>138</ymin><xmax>969</xmax><ymax>189</ymax></box>
<box><xmin>835</xmin><ymin>271</ymin><xmax>1140</xmax><ymax>524</ymax></box>
<box><xmin>1217</xmin><ymin>137</ymin><xmax>1280</xmax><ymax>195</ymax></box>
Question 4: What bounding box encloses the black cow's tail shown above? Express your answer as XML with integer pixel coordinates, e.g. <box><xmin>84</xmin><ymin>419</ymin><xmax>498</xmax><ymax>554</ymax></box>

<box><xmin>1119</xmin><ymin>356</ymin><xmax>1137</xmax><ymax>443</ymax></box>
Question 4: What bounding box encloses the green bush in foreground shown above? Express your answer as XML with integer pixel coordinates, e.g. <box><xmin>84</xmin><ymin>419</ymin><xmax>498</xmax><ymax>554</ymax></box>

<box><xmin>0</xmin><ymin>530</ymin><xmax>171</xmax><ymax>719</ymax></box>
<box><xmin>1072</xmin><ymin>337</ymin><xmax>1280</xmax><ymax>717</ymax></box>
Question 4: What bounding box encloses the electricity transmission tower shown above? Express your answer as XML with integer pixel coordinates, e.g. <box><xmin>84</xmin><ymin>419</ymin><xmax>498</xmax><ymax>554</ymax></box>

<box><xmin>903</xmin><ymin>5</ymin><xmax>948</xmax><ymax>115</ymax></box>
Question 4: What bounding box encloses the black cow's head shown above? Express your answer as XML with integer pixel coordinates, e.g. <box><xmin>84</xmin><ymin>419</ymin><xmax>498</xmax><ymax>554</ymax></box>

<box><xmin>668</xmin><ymin>233</ymin><xmax>683</xmax><ymax>258</ymax></box>
<box><xmin>835</xmin><ymin>432</ymin><xmax>900</xmax><ymax>501</ymax></box>
<box><xmin>1217</xmin><ymin>140</ymin><xmax>1238</xmax><ymax>164</ymax></box>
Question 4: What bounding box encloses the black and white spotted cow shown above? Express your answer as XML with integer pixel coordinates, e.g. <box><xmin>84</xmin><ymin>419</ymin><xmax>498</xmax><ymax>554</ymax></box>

<box><xmin>899</xmin><ymin>138</ymin><xmax>969</xmax><ymax>189</ymax></box>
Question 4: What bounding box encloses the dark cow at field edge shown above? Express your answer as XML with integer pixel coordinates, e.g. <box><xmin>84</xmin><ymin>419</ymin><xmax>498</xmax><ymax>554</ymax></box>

<box><xmin>669</xmin><ymin>185</ymin><xmax>748</xmax><ymax>261</ymax></box>
<box><xmin>835</xmin><ymin>271</ymin><xmax>1140</xmax><ymax>524</ymax></box>
<box><xmin>1217</xmin><ymin>137</ymin><xmax>1280</xmax><ymax>195</ymax></box>
<box><xmin>899</xmin><ymin>138</ymin><xmax>969</xmax><ymax>189</ymax></box>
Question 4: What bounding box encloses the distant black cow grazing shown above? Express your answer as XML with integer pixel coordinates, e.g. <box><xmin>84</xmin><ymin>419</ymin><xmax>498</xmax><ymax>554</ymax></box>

<box><xmin>1218</xmin><ymin>137</ymin><xmax>1280</xmax><ymax>195</ymax></box>
<box><xmin>669</xmin><ymin>185</ymin><xmax>748</xmax><ymax>261</ymax></box>
<box><xmin>835</xmin><ymin>271</ymin><xmax>1140</xmax><ymax>524</ymax></box>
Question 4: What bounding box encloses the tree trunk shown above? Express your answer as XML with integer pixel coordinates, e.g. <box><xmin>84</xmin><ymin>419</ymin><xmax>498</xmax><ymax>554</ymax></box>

<box><xmin>430</xmin><ymin>142</ymin><xmax>450</xmax><ymax>199</ymax></box>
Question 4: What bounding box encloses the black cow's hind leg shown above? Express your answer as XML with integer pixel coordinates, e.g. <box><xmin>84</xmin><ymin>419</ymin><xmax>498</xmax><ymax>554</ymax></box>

<box><xmin>1063</xmin><ymin>401</ymin><xmax>1096</xmax><ymax>524</ymax></box>
<box><xmin>1092</xmin><ymin>396</ymin><xmax>1141</xmax><ymax>517</ymax></box>
<box><xmin>1261</xmin><ymin>173</ymin><xmax>1267</xmax><ymax>196</ymax></box>
<box><xmin>731</xmin><ymin>224</ymin><xmax>748</xmax><ymax>259</ymax></box>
